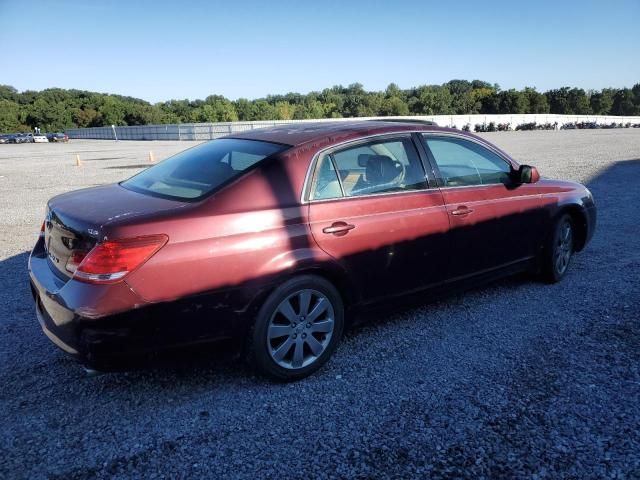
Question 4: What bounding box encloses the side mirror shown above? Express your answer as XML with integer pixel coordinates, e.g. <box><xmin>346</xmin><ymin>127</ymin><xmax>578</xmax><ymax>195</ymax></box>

<box><xmin>516</xmin><ymin>165</ymin><xmax>540</xmax><ymax>184</ymax></box>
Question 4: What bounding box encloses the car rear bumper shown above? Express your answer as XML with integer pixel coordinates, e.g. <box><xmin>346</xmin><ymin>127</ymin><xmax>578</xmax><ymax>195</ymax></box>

<box><xmin>29</xmin><ymin>239</ymin><xmax>256</xmax><ymax>366</ymax></box>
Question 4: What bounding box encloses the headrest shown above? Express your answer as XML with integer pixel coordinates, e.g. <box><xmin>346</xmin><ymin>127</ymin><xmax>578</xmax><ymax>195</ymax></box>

<box><xmin>361</xmin><ymin>155</ymin><xmax>401</xmax><ymax>184</ymax></box>
<box><xmin>357</xmin><ymin>153</ymin><xmax>374</xmax><ymax>167</ymax></box>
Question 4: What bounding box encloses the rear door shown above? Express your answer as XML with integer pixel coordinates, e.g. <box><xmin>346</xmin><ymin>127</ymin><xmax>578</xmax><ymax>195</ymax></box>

<box><xmin>419</xmin><ymin>134</ymin><xmax>543</xmax><ymax>279</ymax></box>
<box><xmin>307</xmin><ymin>135</ymin><xmax>450</xmax><ymax>302</ymax></box>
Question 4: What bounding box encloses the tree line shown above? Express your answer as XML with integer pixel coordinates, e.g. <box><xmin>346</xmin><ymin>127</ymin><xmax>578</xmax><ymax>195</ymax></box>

<box><xmin>1</xmin><ymin>80</ymin><xmax>639</xmax><ymax>133</ymax></box>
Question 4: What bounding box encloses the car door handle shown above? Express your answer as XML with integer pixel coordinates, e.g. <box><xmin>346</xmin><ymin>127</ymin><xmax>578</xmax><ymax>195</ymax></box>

<box><xmin>322</xmin><ymin>222</ymin><xmax>356</xmax><ymax>235</ymax></box>
<box><xmin>451</xmin><ymin>206</ymin><xmax>474</xmax><ymax>216</ymax></box>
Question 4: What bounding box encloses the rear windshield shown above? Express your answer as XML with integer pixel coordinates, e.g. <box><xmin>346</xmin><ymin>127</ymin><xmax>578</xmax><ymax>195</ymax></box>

<box><xmin>121</xmin><ymin>138</ymin><xmax>288</xmax><ymax>200</ymax></box>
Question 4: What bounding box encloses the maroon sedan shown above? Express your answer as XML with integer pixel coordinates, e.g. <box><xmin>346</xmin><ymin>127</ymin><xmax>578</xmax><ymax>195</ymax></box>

<box><xmin>29</xmin><ymin>121</ymin><xmax>596</xmax><ymax>380</ymax></box>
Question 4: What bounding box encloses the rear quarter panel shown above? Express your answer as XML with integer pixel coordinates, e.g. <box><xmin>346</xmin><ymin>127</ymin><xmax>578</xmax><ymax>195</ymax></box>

<box><xmin>114</xmin><ymin>150</ymin><xmax>342</xmax><ymax>306</ymax></box>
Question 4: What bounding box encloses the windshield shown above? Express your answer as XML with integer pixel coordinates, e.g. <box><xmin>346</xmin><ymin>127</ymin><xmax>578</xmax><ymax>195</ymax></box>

<box><xmin>121</xmin><ymin>138</ymin><xmax>288</xmax><ymax>200</ymax></box>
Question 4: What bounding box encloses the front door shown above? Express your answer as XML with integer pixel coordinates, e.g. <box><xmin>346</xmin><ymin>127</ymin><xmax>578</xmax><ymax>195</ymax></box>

<box><xmin>420</xmin><ymin>134</ymin><xmax>543</xmax><ymax>280</ymax></box>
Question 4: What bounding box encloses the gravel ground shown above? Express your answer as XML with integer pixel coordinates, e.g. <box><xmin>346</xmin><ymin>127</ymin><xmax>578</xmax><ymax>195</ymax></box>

<box><xmin>0</xmin><ymin>130</ymin><xmax>639</xmax><ymax>479</ymax></box>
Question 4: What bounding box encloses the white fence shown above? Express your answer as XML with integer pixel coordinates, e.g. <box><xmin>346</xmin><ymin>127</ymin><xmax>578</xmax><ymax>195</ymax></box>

<box><xmin>65</xmin><ymin>114</ymin><xmax>640</xmax><ymax>141</ymax></box>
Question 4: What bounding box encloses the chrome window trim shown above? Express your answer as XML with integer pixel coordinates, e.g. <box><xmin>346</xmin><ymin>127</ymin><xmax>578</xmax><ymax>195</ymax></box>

<box><xmin>305</xmin><ymin>186</ymin><xmax>445</xmax><ymax>204</ymax></box>
<box><xmin>328</xmin><ymin>153</ymin><xmax>347</xmax><ymax>198</ymax></box>
<box><xmin>433</xmin><ymin>183</ymin><xmax>490</xmax><ymax>191</ymax></box>
<box><xmin>300</xmin><ymin>132</ymin><xmax>429</xmax><ymax>204</ymax></box>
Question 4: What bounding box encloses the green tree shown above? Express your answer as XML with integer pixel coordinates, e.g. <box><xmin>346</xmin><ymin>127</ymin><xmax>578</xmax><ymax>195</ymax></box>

<box><xmin>253</xmin><ymin>100</ymin><xmax>276</xmax><ymax>120</ymax></box>
<box><xmin>632</xmin><ymin>83</ymin><xmax>640</xmax><ymax>111</ymax></box>
<box><xmin>26</xmin><ymin>97</ymin><xmax>73</xmax><ymax>131</ymax></box>
<box><xmin>98</xmin><ymin>96</ymin><xmax>127</xmax><ymax>125</ymax></box>
<box><xmin>72</xmin><ymin>108</ymin><xmax>102</xmax><ymax>128</ymax></box>
<box><xmin>409</xmin><ymin>85</ymin><xmax>452</xmax><ymax>115</ymax></box>
<box><xmin>234</xmin><ymin>98</ymin><xmax>256</xmax><ymax>121</ymax></box>
<box><xmin>546</xmin><ymin>88</ymin><xmax>570</xmax><ymax>114</ymax></box>
<box><xmin>589</xmin><ymin>89</ymin><xmax>614</xmax><ymax>115</ymax></box>
<box><xmin>0</xmin><ymin>81</ymin><xmax>638</xmax><ymax>131</ymax></box>
<box><xmin>341</xmin><ymin>83</ymin><xmax>370</xmax><ymax>117</ymax></box>
<box><xmin>274</xmin><ymin>101</ymin><xmax>295</xmax><ymax>120</ymax></box>
<box><xmin>522</xmin><ymin>87</ymin><xmax>550</xmax><ymax>113</ymax></box>
<box><xmin>379</xmin><ymin>96</ymin><xmax>410</xmax><ymax>116</ymax></box>
<box><xmin>293</xmin><ymin>99</ymin><xmax>326</xmax><ymax>119</ymax></box>
<box><xmin>385</xmin><ymin>83</ymin><xmax>402</xmax><ymax>98</ymax></box>
<box><xmin>445</xmin><ymin>80</ymin><xmax>479</xmax><ymax>114</ymax></box>
<box><xmin>546</xmin><ymin>87</ymin><xmax>590</xmax><ymax>114</ymax></box>
<box><xmin>0</xmin><ymin>100</ymin><xmax>26</xmax><ymax>132</ymax></box>
<box><xmin>0</xmin><ymin>85</ymin><xmax>19</xmax><ymax>102</ymax></box>
<box><xmin>611</xmin><ymin>89</ymin><xmax>636</xmax><ymax>115</ymax></box>
<box><xmin>567</xmin><ymin>88</ymin><xmax>591</xmax><ymax>114</ymax></box>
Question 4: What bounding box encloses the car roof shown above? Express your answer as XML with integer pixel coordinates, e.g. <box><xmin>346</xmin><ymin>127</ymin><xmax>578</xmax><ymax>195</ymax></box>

<box><xmin>226</xmin><ymin>120</ymin><xmax>457</xmax><ymax>147</ymax></box>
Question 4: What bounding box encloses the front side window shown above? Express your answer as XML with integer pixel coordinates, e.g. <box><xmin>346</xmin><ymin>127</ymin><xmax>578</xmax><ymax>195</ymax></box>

<box><xmin>121</xmin><ymin>138</ymin><xmax>287</xmax><ymax>200</ymax></box>
<box><xmin>423</xmin><ymin>136</ymin><xmax>512</xmax><ymax>187</ymax></box>
<box><xmin>310</xmin><ymin>137</ymin><xmax>427</xmax><ymax>200</ymax></box>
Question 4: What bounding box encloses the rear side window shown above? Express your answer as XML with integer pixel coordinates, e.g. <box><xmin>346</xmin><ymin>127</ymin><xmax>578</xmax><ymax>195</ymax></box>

<box><xmin>310</xmin><ymin>137</ymin><xmax>427</xmax><ymax>199</ymax></box>
<box><xmin>311</xmin><ymin>155</ymin><xmax>343</xmax><ymax>200</ymax></box>
<box><xmin>121</xmin><ymin>138</ymin><xmax>287</xmax><ymax>200</ymax></box>
<box><xmin>422</xmin><ymin>136</ymin><xmax>512</xmax><ymax>187</ymax></box>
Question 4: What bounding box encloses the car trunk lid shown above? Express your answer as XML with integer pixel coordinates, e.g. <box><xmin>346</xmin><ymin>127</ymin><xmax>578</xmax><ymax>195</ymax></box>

<box><xmin>44</xmin><ymin>184</ymin><xmax>189</xmax><ymax>279</ymax></box>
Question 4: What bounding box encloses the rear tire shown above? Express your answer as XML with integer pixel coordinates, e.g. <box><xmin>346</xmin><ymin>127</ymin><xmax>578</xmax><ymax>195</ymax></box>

<box><xmin>542</xmin><ymin>214</ymin><xmax>574</xmax><ymax>283</ymax></box>
<box><xmin>249</xmin><ymin>275</ymin><xmax>344</xmax><ymax>381</ymax></box>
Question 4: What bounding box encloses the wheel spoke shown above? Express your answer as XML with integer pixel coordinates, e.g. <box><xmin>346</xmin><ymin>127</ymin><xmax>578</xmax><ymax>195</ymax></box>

<box><xmin>305</xmin><ymin>335</ymin><xmax>324</xmax><ymax>356</ymax></box>
<box><xmin>298</xmin><ymin>290</ymin><xmax>312</xmax><ymax>316</ymax></box>
<box><xmin>272</xmin><ymin>337</ymin><xmax>294</xmax><ymax>361</ymax></box>
<box><xmin>277</xmin><ymin>299</ymin><xmax>297</xmax><ymax>323</ymax></box>
<box><xmin>307</xmin><ymin>297</ymin><xmax>329</xmax><ymax>322</ymax></box>
<box><xmin>269</xmin><ymin>324</ymin><xmax>291</xmax><ymax>339</ymax></box>
<box><xmin>556</xmin><ymin>256</ymin><xmax>563</xmax><ymax>273</ymax></box>
<box><xmin>310</xmin><ymin>319</ymin><xmax>334</xmax><ymax>334</ymax></box>
<box><xmin>292</xmin><ymin>340</ymin><xmax>304</xmax><ymax>367</ymax></box>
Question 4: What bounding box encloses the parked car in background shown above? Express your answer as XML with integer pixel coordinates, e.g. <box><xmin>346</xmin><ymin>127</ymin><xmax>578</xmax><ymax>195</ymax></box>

<box><xmin>33</xmin><ymin>134</ymin><xmax>49</xmax><ymax>143</ymax></box>
<box><xmin>46</xmin><ymin>132</ymin><xmax>69</xmax><ymax>143</ymax></box>
<box><xmin>14</xmin><ymin>133</ymin><xmax>32</xmax><ymax>143</ymax></box>
<box><xmin>0</xmin><ymin>134</ymin><xmax>13</xmax><ymax>144</ymax></box>
<box><xmin>29</xmin><ymin>121</ymin><xmax>596</xmax><ymax>380</ymax></box>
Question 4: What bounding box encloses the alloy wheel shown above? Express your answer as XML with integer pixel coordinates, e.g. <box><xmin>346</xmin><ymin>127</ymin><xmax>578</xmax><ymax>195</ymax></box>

<box><xmin>554</xmin><ymin>220</ymin><xmax>573</xmax><ymax>275</ymax></box>
<box><xmin>266</xmin><ymin>289</ymin><xmax>335</xmax><ymax>369</ymax></box>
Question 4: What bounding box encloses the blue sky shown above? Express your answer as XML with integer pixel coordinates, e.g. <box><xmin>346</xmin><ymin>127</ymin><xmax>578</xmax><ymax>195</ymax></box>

<box><xmin>1</xmin><ymin>0</ymin><xmax>638</xmax><ymax>102</ymax></box>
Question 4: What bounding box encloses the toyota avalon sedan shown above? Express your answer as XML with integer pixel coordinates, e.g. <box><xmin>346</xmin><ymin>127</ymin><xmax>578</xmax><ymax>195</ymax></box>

<box><xmin>29</xmin><ymin>120</ymin><xmax>596</xmax><ymax>380</ymax></box>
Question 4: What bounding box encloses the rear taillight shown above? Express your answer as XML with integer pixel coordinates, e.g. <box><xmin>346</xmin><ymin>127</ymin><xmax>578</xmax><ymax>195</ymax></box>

<box><xmin>40</xmin><ymin>221</ymin><xmax>45</xmax><ymax>237</ymax></box>
<box><xmin>72</xmin><ymin>235</ymin><xmax>168</xmax><ymax>284</ymax></box>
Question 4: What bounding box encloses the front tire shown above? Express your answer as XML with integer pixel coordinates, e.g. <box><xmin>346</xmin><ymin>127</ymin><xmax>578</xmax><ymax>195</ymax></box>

<box><xmin>542</xmin><ymin>214</ymin><xmax>574</xmax><ymax>283</ymax></box>
<box><xmin>249</xmin><ymin>275</ymin><xmax>344</xmax><ymax>381</ymax></box>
